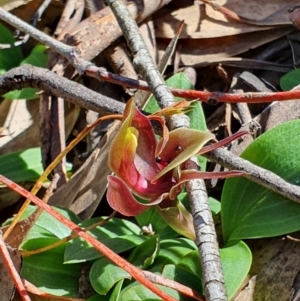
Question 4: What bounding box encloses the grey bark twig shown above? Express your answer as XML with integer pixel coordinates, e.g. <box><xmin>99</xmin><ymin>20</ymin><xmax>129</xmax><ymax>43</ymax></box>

<box><xmin>2</xmin><ymin>4</ymin><xmax>300</xmax><ymax>300</ymax></box>
<box><xmin>106</xmin><ymin>1</ymin><xmax>227</xmax><ymax>300</ymax></box>
<box><xmin>204</xmin><ymin>147</ymin><xmax>300</xmax><ymax>204</ymax></box>
<box><xmin>0</xmin><ymin>7</ymin><xmax>83</xmax><ymax>70</ymax></box>
<box><xmin>107</xmin><ymin>0</ymin><xmax>174</xmax><ymax>109</ymax></box>
<box><xmin>2</xmin><ymin>66</ymin><xmax>300</xmax><ymax>206</ymax></box>
<box><xmin>186</xmin><ymin>179</ymin><xmax>227</xmax><ymax>301</ymax></box>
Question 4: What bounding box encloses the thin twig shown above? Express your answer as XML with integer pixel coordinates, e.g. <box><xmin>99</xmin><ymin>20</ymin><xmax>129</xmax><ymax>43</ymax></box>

<box><xmin>106</xmin><ymin>1</ymin><xmax>227</xmax><ymax>300</ymax></box>
<box><xmin>1</xmin><ymin>6</ymin><xmax>300</xmax><ymax>299</ymax></box>
<box><xmin>1</xmin><ymin>65</ymin><xmax>300</xmax><ymax>205</ymax></box>
<box><xmin>143</xmin><ymin>270</ymin><xmax>205</xmax><ymax>301</ymax></box>
<box><xmin>0</xmin><ymin>7</ymin><xmax>86</xmax><ymax>72</ymax></box>
<box><xmin>107</xmin><ymin>0</ymin><xmax>174</xmax><ymax>109</ymax></box>
<box><xmin>0</xmin><ymin>176</ymin><xmax>178</xmax><ymax>301</ymax></box>
<box><xmin>0</xmin><ymin>7</ymin><xmax>299</xmax><ymax>104</ymax></box>
<box><xmin>186</xmin><ymin>178</ymin><xmax>227</xmax><ymax>301</ymax></box>
<box><xmin>203</xmin><ymin>147</ymin><xmax>300</xmax><ymax>204</ymax></box>
<box><xmin>0</xmin><ymin>65</ymin><xmax>126</xmax><ymax>115</ymax></box>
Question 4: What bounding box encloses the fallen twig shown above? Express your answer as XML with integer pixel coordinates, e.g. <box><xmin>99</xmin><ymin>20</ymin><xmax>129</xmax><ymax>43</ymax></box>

<box><xmin>107</xmin><ymin>1</ymin><xmax>227</xmax><ymax>300</ymax></box>
<box><xmin>0</xmin><ymin>175</ymin><xmax>198</xmax><ymax>301</ymax></box>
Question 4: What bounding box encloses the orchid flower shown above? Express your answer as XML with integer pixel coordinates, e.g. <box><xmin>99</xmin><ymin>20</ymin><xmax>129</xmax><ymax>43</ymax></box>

<box><xmin>107</xmin><ymin>99</ymin><xmax>244</xmax><ymax>239</ymax></box>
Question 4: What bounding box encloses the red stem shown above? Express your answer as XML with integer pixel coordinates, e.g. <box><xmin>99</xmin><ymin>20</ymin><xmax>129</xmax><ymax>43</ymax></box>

<box><xmin>0</xmin><ymin>234</ymin><xmax>31</xmax><ymax>301</ymax></box>
<box><xmin>86</xmin><ymin>66</ymin><xmax>300</xmax><ymax>104</ymax></box>
<box><xmin>0</xmin><ymin>175</ymin><xmax>179</xmax><ymax>301</ymax></box>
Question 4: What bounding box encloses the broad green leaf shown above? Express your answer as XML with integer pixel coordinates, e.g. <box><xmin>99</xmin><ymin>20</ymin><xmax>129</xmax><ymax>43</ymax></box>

<box><xmin>118</xmin><ymin>283</ymin><xmax>179</xmax><ymax>301</ymax></box>
<box><xmin>178</xmin><ymin>241</ymin><xmax>251</xmax><ymax>299</ymax></box>
<box><xmin>21</xmin><ymin>244</ymin><xmax>80</xmax><ymax>297</ymax></box>
<box><xmin>178</xmin><ymin>192</ymin><xmax>221</xmax><ymax>215</ymax></box>
<box><xmin>0</xmin><ymin>148</ymin><xmax>44</xmax><ymax>182</ymax></box>
<box><xmin>2</xmin><ymin>205</ymin><xmax>36</xmax><ymax>226</ymax></box>
<box><xmin>208</xmin><ymin>197</ymin><xmax>221</xmax><ymax>215</ymax></box>
<box><xmin>177</xmin><ymin>250</ymin><xmax>201</xmax><ymax>277</ymax></box>
<box><xmin>88</xmin><ymin>295</ymin><xmax>110</xmax><ymax>301</ymax></box>
<box><xmin>20</xmin><ymin>44</ymin><xmax>48</xmax><ymax>67</ymax></box>
<box><xmin>20</xmin><ymin>206</ymin><xmax>81</xmax><ymax>250</ymax></box>
<box><xmin>65</xmin><ymin>234</ymin><xmax>146</xmax><ymax>264</ymax></box>
<box><xmin>21</xmin><ymin>207</ymin><xmax>81</xmax><ymax>298</ymax></box>
<box><xmin>4</xmin><ymin>87</ymin><xmax>41</xmax><ymax>100</ymax></box>
<box><xmin>144</xmin><ymin>73</ymin><xmax>194</xmax><ymax>113</ymax></box>
<box><xmin>109</xmin><ymin>279</ymin><xmax>124</xmax><ymax>301</ymax></box>
<box><xmin>128</xmin><ymin>235</ymin><xmax>160</xmax><ymax>269</ymax></box>
<box><xmin>149</xmin><ymin>238</ymin><xmax>197</xmax><ymax>272</ymax></box>
<box><xmin>280</xmin><ymin>69</ymin><xmax>300</xmax><ymax>91</ymax></box>
<box><xmin>64</xmin><ymin>217</ymin><xmax>146</xmax><ymax>263</ymax></box>
<box><xmin>4</xmin><ymin>45</ymin><xmax>48</xmax><ymax>100</ymax></box>
<box><xmin>162</xmin><ymin>264</ymin><xmax>203</xmax><ymax>295</ymax></box>
<box><xmin>220</xmin><ymin>241</ymin><xmax>252</xmax><ymax>299</ymax></box>
<box><xmin>144</xmin><ymin>72</ymin><xmax>207</xmax><ymax>170</ymax></box>
<box><xmin>0</xmin><ymin>146</ymin><xmax>71</xmax><ymax>183</ymax></box>
<box><xmin>222</xmin><ymin>119</ymin><xmax>300</xmax><ymax>242</ymax></box>
<box><xmin>90</xmin><ymin>257</ymin><xmax>130</xmax><ymax>295</ymax></box>
<box><xmin>0</xmin><ymin>23</ymin><xmax>23</xmax><ymax>71</ymax></box>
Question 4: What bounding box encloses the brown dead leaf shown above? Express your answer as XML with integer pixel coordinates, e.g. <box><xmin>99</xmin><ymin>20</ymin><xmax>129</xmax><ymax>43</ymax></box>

<box><xmin>48</xmin><ymin>121</ymin><xmax>120</xmax><ymax>219</ymax></box>
<box><xmin>154</xmin><ymin>3</ymin><xmax>271</xmax><ymax>39</ymax></box>
<box><xmin>233</xmin><ymin>276</ymin><xmax>256</xmax><ymax>301</ymax></box>
<box><xmin>11</xmin><ymin>0</ymin><xmax>45</xmax><ymax>22</ymax></box>
<box><xmin>213</xmin><ymin>0</ymin><xmax>299</xmax><ymax>25</ymax></box>
<box><xmin>235</xmin><ymin>238</ymin><xmax>300</xmax><ymax>301</ymax></box>
<box><xmin>154</xmin><ymin>0</ymin><xmax>297</xmax><ymax>40</ymax></box>
<box><xmin>157</xmin><ymin>26</ymin><xmax>293</xmax><ymax>65</ymax></box>
<box><xmin>0</xmin><ymin>0</ymin><xmax>32</xmax><ymax>11</ymax></box>
<box><xmin>253</xmin><ymin>239</ymin><xmax>300</xmax><ymax>301</ymax></box>
<box><xmin>0</xmin><ymin>99</ymin><xmax>80</xmax><ymax>155</ymax></box>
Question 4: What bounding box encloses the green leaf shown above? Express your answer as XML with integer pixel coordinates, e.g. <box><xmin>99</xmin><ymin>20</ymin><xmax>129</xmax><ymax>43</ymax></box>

<box><xmin>20</xmin><ymin>206</ymin><xmax>81</xmax><ymax>250</ymax></box>
<box><xmin>177</xmin><ymin>241</ymin><xmax>251</xmax><ymax>299</ymax></box>
<box><xmin>109</xmin><ymin>279</ymin><xmax>124</xmax><ymax>301</ymax></box>
<box><xmin>128</xmin><ymin>235</ymin><xmax>160</xmax><ymax>269</ymax></box>
<box><xmin>0</xmin><ymin>147</ymin><xmax>44</xmax><ymax>182</ymax></box>
<box><xmin>0</xmin><ymin>23</ymin><xmax>23</xmax><ymax>71</ymax></box>
<box><xmin>118</xmin><ymin>283</ymin><xmax>180</xmax><ymax>301</ymax></box>
<box><xmin>280</xmin><ymin>69</ymin><xmax>300</xmax><ymax>91</ymax></box>
<box><xmin>178</xmin><ymin>192</ymin><xmax>221</xmax><ymax>215</ymax></box>
<box><xmin>220</xmin><ymin>241</ymin><xmax>252</xmax><ymax>299</ymax></box>
<box><xmin>87</xmin><ymin>295</ymin><xmax>109</xmax><ymax>301</ymax></box>
<box><xmin>4</xmin><ymin>87</ymin><xmax>40</xmax><ymax>100</ymax></box>
<box><xmin>149</xmin><ymin>238</ymin><xmax>197</xmax><ymax>272</ymax></box>
<box><xmin>0</xmin><ymin>148</ymin><xmax>71</xmax><ymax>184</ymax></box>
<box><xmin>222</xmin><ymin>119</ymin><xmax>300</xmax><ymax>242</ymax></box>
<box><xmin>64</xmin><ymin>217</ymin><xmax>146</xmax><ymax>263</ymax></box>
<box><xmin>21</xmin><ymin>44</ymin><xmax>48</xmax><ymax>67</ymax></box>
<box><xmin>208</xmin><ymin>197</ymin><xmax>221</xmax><ymax>215</ymax></box>
<box><xmin>20</xmin><ymin>207</ymin><xmax>81</xmax><ymax>297</ymax></box>
<box><xmin>88</xmin><ymin>295</ymin><xmax>111</xmax><ymax>301</ymax></box>
<box><xmin>162</xmin><ymin>264</ymin><xmax>203</xmax><ymax>295</ymax></box>
<box><xmin>177</xmin><ymin>249</ymin><xmax>201</xmax><ymax>274</ymax></box>
<box><xmin>144</xmin><ymin>73</ymin><xmax>194</xmax><ymax>113</ymax></box>
<box><xmin>4</xmin><ymin>45</ymin><xmax>48</xmax><ymax>100</ymax></box>
<box><xmin>2</xmin><ymin>205</ymin><xmax>36</xmax><ymax>226</ymax></box>
<box><xmin>90</xmin><ymin>257</ymin><xmax>130</xmax><ymax>295</ymax></box>
<box><xmin>21</xmin><ymin>244</ymin><xmax>81</xmax><ymax>297</ymax></box>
